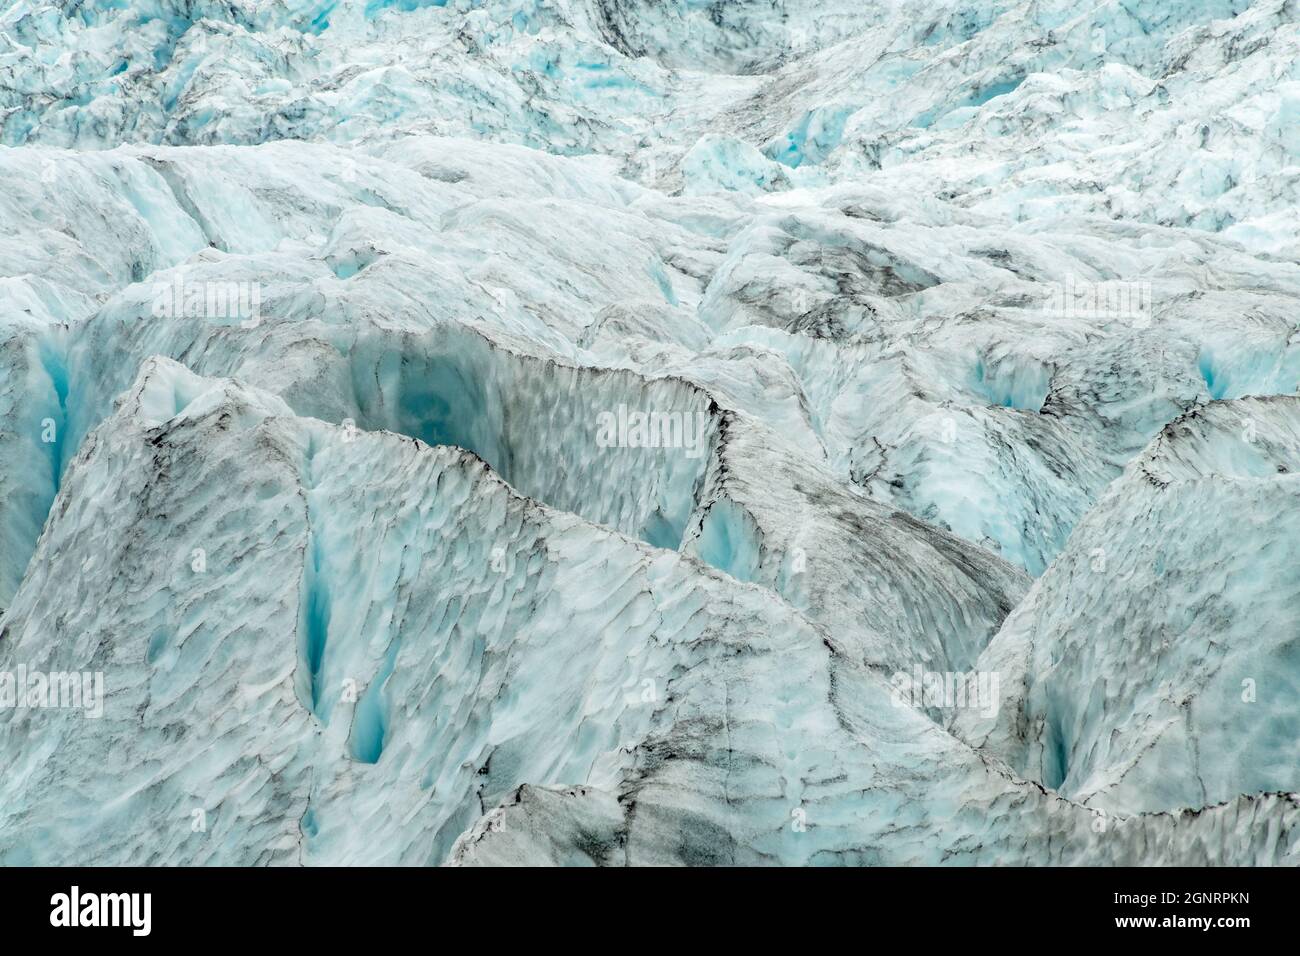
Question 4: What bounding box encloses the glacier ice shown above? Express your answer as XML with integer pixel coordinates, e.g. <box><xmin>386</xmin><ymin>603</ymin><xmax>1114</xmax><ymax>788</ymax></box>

<box><xmin>956</xmin><ymin>397</ymin><xmax>1300</xmax><ymax>813</ymax></box>
<box><xmin>0</xmin><ymin>0</ymin><xmax>1298</xmax><ymax>865</ymax></box>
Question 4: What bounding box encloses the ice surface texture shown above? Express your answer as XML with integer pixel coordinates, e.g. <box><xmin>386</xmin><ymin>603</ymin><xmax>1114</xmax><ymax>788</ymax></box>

<box><xmin>0</xmin><ymin>0</ymin><xmax>1297</xmax><ymax>864</ymax></box>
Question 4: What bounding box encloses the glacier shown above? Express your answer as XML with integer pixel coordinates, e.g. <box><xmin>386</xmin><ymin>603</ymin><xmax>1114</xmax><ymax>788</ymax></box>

<box><xmin>0</xmin><ymin>0</ymin><xmax>1298</xmax><ymax>865</ymax></box>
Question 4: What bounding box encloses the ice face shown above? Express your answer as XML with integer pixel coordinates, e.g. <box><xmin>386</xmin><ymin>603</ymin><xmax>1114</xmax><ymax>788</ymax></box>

<box><xmin>956</xmin><ymin>397</ymin><xmax>1300</xmax><ymax>814</ymax></box>
<box><xmin>0</xmin><ymin>0</ymin><xmax>1298</xmax><ymax>865</ymax></box>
